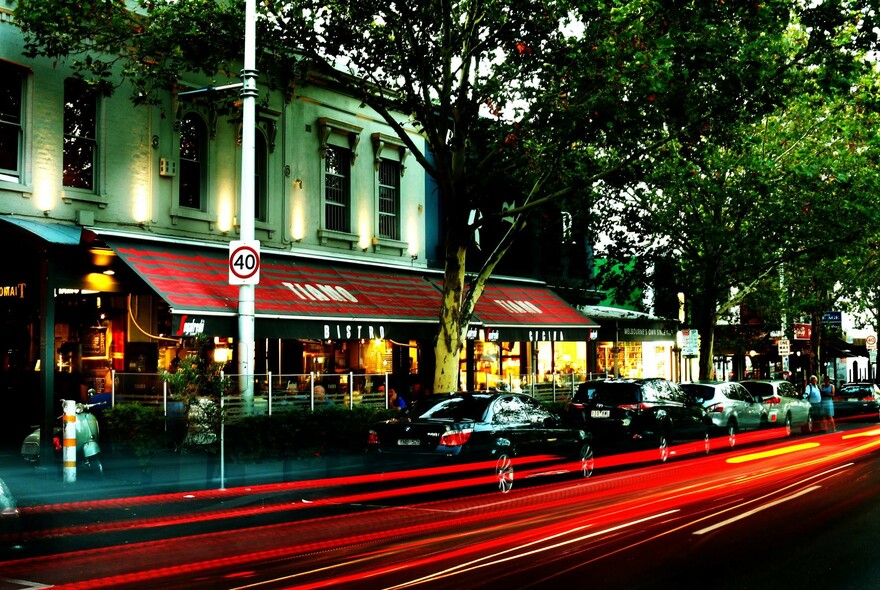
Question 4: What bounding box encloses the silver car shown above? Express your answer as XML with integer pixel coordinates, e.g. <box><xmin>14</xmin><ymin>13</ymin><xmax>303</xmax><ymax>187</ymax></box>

<box><xmin>739</xmin><ymin>380</ymin><xmax>813</xmax><ymax>435</ymax></box>
<box><xmin>682</xmin><ymin>381</ymin><xmax>766</xmax><ymax>448</ymax></box>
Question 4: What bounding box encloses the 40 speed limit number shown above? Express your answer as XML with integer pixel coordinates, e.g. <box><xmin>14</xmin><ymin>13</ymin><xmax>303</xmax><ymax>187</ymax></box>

<box><xmin>228</xmin><ymin>240</ymin><xmax>261</xmax><ymax>285</ymax></box>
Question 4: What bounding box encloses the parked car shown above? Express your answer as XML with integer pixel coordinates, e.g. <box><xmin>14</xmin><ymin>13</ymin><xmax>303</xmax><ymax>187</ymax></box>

<box><xmin>681</xmin><ymin>381</ymin><xmax>766</xmax><ymax>448</ymax></box>
<box><xmin>833</xmin><ymin>382</ymin><xmax>880</xmax><ymax>422</ymax></box>
<box><xmin>567</xmin><ymin>378</ymin><xmax>712</xmax><ymax>462</ymax></box>
<box><xmin>0</xmin><ymin>476</ymin><xmax>19</xmax><ymax>541</ymax></box>
<box><xmin>739</xmin><ymin>380</ymin><xmax>813</xmax><ymax>434</ymax></box>
<box><xmin>564</xmin><ymin>379</ymin><xmax>607</xmax><ymax>420</ymax></box>
<box><xmin>366</xmin><ymin>392</ymin><xmax>593</xmax><ymax>493</ymax></box>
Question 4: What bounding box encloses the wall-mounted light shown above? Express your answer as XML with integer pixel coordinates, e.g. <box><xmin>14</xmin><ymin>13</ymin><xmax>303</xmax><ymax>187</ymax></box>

<box><xmin>294</xmin><ymin>178</ymin><xmax>303</xmax><ymax>189</ymax></box>
<box><xmin>151</xmin><ymin>135</ymin><xmax>160</xmax><ymax>149</ymax></box>
<box><xmin>371</xmin><ymin>236</ymin><xmax>379</xmax><ymax>246</ymax></box>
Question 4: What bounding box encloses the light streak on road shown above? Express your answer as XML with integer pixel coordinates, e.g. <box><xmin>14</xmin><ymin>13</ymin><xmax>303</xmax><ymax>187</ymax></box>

<box><xmin>692</xmin><ymin>485</ymin><xmax>821</xmax><ymax>535</ymax></box>
<box><xmin>726</xmin><ymin>442</ymin><xmax>820</xmax><ymax>463</ymax></box>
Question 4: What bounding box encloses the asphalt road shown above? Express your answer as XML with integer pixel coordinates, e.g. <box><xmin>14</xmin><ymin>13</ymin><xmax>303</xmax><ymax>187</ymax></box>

<box><xmin>1</xmin><ymin>422</ymin><xmax>879</xmax><ymax>589</ymax></box>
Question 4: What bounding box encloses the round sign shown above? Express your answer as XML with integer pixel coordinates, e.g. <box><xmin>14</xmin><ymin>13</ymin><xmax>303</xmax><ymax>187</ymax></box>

<box><xmin>229</xmin><ymin>244</ymin><xmax>260</xmax><ymax>280</ymax></box>
<box><xmin>867</xmin><ymin>334</ymin><xmax>877</xmax><ymax>350</ymax></box>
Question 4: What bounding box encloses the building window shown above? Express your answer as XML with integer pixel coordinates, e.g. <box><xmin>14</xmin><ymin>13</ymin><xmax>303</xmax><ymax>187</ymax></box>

<box><xmin>324</xmin><ymin>145</ymin><xmax>351</xmax><ymax>233</ymax></box>
<box><xmin>0</xmin><ymin>62</ymin><xmax>24</xmax><ymax>183</ymax></box>
<box><xmin>179</xmin><ymin>112</ymin><xmax>207</xmax><ymax>210</ymax></box>
<box><xmin>62</xmin><ymin>78</ymin><xmax>97</xmax><ymax>191</ymax></box>
<box><xmin>254</xmin><ymin>128</ymin><xmax>268</xmax><ymax>222</ymax></box>
<box><xmin>378</xmin><ymin>159</ymin><xmax>401</xmax><ymax>240</ymax></box>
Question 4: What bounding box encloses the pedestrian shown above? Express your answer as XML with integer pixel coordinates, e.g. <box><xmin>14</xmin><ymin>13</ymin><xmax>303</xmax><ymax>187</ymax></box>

<box><xmin>388</xmin><ymin>387</ymin><xmax>406</xmax><ymax>411</ymax></box>
<box><xmin>805</xmin><ymin>374</ymin><xmax>822</xmax><ymax>423</ymax></box>
<box><xmin>314</xmin><ymin>384</ymin><xmax>334</xmax><ymax>406</ymax></box>
<box><xmin>821</xmin><ymin>375</ymin><xmax>836</xmax><ymax>432</ymax></box>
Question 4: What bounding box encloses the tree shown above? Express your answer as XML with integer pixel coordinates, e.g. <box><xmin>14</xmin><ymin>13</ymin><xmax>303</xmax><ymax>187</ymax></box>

<box><xmin>15</xmin><ymin>0</ymin><xmax>844</xmax><ymax>391</ymax></box>
<box><xmin>594</xmin><ymin>57</ymin><xmax>880</xmax><ymax>380</ymax></box>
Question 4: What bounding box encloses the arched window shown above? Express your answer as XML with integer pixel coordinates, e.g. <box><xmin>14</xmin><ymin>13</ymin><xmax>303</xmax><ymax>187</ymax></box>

<box><xmin>179</xmin><ymin>113</ymin><xmax>207</xmax><ymax>210</ymax></box>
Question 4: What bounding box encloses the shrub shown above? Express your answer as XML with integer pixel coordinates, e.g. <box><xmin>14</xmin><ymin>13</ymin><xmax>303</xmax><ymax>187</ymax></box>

<box><xmin>103</xmin><ymin>402</ymin><xmax>168</xmax><ymax>468</ymax></box>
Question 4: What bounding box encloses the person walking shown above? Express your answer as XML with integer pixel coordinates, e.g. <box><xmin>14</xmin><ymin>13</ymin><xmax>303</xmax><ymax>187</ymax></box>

<box><xmin>805</xmin><ymin>374</ymin><xmax>822</xmax><ymax>428</ymax></box>
<box><xmin>820</xmin><ymin>375</ymin><xmax>836</xmax><ymax>432</ymax></box>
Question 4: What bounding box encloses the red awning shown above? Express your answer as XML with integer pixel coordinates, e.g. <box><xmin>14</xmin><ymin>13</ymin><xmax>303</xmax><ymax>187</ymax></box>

<box><xmin>107</xmin><ymin>240</ymin><xmax>442</xmax><ymax>340</ymax></box>
<box><xmin>473</xmin><ymin>283</ymin><xmax>598</xmax><ymax>341</ymax></box>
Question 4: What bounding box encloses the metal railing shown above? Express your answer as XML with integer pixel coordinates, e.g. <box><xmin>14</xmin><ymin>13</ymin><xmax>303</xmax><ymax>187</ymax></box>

<box><xmin>110</xmin><ymin>370</ymin><xmax>612</xmax><ymax>415</ymax></box>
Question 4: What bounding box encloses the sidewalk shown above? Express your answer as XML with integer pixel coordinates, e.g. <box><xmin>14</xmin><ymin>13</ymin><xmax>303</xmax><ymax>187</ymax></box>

<box><xmin>0</xmin><ymin>442</ymin><xmax>366</xmax><ymax>508</ymax></box>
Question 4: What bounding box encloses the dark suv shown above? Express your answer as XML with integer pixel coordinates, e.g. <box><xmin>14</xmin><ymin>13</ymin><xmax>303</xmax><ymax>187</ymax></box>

<box><xmin>566</xmin><ymin>378</ymin><xmax>712</xmax><ymax>462</ymax></box>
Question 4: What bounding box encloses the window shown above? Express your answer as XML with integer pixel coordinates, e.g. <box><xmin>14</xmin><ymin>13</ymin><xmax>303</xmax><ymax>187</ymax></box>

<box><xmin>324</xmin><ymin>145</ymin><xmax>351</xmax><ymax>233</ymax></box>
<box><xmin>0</xmin><ymin>62</ymin><xmax>24</xmax><ymax>183</ymax></box>
<box><xmin>179</xmin><ymin>113</ymin><xmax>207</xmax><ymax>210</ymax></box>
<box><xmin>63</xmin><ymin>78</ymin><xmax>97</xmax><ymax>190</ymax></box>
<box><xmin>378</xmin><ymin>159</ymin><xmax>401</xmax><ymax>240</ymax></box>
<box><xmin>254</xmin><ymin>128</ymin><xmax>268</xmax><ymax>222</ymax></box>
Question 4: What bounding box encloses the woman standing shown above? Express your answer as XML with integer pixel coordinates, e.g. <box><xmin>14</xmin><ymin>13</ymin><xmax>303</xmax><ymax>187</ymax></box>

<box><xmin>820</xmin><ymin>375</ymin><xmax>836</xmax><ymax>432</ymax></box>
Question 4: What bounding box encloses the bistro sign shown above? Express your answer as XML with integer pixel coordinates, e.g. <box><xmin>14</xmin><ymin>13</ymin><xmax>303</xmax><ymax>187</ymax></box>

<box><xmin>323</xmin><ymin>323</ymin><xmax>386</xmax><ymax>340</ymax></box>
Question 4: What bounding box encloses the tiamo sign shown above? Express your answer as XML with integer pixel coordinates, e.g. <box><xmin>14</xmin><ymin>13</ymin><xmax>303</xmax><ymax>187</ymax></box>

<box><xmin>492</xmin><ymin>299</ymin><xmax>542</xmax><ymax>314</ymax></box>
<box><xmin>0</xmin><ymin>283</ymin><xmax>26</xmax><ymax>298</ymax></box>
<box><xmin>282</xmin><ymin>282</ymin><xmax>358</xmax><ymax>303</ymax></box>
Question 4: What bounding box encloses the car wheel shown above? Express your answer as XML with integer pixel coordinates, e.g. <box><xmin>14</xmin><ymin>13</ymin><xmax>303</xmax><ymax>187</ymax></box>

<box><xmin>726</xmin><ymin>421</ymin><xmax>737</xmax><ymax>448</ymax></box>
<box><xmin>578</xmin><ymin>442</ymin><xmax>595</xmax><ymax>478</ymax></box>
<box><xmin>783</xmin><ymin>413</ymin><xmax>792</xmax><ymax>436</ymax></box>
<box><xmin>494</xmin><ymin>453</ymin><xmax>514</xmax><ymax>493</ymax></box>
<box><xmin>658</xmin><ymin>434</ymin><xmax>670</xmax><ymax>463</ymax></box>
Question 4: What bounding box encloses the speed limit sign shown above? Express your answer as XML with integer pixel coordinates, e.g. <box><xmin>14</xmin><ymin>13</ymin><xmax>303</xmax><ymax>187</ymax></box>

<box><xmin>229</xmin><ymin>240</ymin><xmax>261</xmax><ymax>285</ymax></box>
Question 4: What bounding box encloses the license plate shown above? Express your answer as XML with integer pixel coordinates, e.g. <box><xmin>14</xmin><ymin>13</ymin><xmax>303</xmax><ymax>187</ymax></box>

<box><xmin>397</xmin><ymin>438</ymin><xmax>420</xmax><ymax>446</ymax></box>
<box><xmin>591</xmin><ymin>410</ymin><xmax>611</xmax><ymax>418</ymax></box>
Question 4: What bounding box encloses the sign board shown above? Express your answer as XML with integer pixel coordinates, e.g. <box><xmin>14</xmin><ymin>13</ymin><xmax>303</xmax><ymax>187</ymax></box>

<box><xmin>822</xmin><ymin>311</ymin><xmax>842</xmax><ymax>326</ymax></box>
<box><xmin>229</xmin><ymin>240</ymin><xmax>261</xmax><ymax>285</ymax></box>
<box><xmin>777</xmin><ymin>338</ymin><xmax>791</xmax><ymax>356</ymax></box>
<box><xmin>793</xmin><ymin>323</ymin><xmax>811</xmax><ymax>340</ymax></box>
<box><xmin>681</xmin><ymin>329</ymin><xmax>700</xmax><ymax>357</ymax></box>
<box><xmin>866</xmin><ymin>334</ymin><xmax>877</xmax><ymax>351</ymax></box>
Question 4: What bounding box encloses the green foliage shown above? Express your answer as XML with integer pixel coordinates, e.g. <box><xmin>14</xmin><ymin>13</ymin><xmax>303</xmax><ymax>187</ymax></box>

<box><xmin>103</xmin><ymin>402</ymin><xmax>168</xmax><ymax>468</ymax></box>
<box><xmin>224</xmin><ymin>406</ymin><xmax>397</xmax><ymax>463</ymax></box>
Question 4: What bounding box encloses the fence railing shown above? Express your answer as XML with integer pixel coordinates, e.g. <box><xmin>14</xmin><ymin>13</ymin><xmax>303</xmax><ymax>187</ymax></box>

<box><xmin>109</xmin><ymin>370</ymin><xmax>612</xmax><ymax>417</ymax></box>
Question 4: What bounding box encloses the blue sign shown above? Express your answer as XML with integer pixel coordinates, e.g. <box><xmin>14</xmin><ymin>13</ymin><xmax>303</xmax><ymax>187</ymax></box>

<box><xmin>822</xmin><ymin>311</ymin><xmax>842</xmax><ymax>325</ymax></box>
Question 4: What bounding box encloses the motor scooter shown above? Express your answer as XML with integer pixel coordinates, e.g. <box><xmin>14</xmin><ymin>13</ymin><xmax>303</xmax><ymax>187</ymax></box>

<box><xmin>21</xmin><ymin>392</ymin><xmax>106</xmax><ymax>474</ymax></box>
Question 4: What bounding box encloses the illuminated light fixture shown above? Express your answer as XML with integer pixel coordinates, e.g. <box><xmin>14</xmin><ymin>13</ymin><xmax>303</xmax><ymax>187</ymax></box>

<box><xmin>102</xmin><ymin>269</ymin><xmax>115</xmax><ymax>276</ymax></box>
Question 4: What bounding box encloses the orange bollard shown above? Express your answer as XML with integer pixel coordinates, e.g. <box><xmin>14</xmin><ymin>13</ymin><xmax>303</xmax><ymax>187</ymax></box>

<box><xmin>62</xmin><ymin>399</ymin><xmax>77</xmax><ymax>483</ymax></box>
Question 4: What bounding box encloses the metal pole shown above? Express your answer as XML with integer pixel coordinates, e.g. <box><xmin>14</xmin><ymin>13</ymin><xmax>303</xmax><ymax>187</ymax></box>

<box><xmin>237</xmin><ymin>0</ymin><xmax>258</xmax><ymax>412</ymax></box>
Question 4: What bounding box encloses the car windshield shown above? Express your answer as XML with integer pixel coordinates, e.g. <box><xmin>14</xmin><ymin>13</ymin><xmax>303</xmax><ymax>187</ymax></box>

<box><xmin>409</xmin><ymin>395</ymin><xmax>491</xmax><ymax>421</ymax></box>
<box><xmin>592</xmin><ymin>383</ymin><xmax>642</xmax><ymax>405</ymax></box>
<box><xmin>839</xmin><ymin>385</ymin><xmax>872</xmax><ymax>396</ymax></box>
<box><xmin>681</xmin><ymin>384</ymin><xmax>715</xmax><ymax>402</ymax></box>
<box><xmin>740</xmin><ymin>382</ymin><xmax>772</xmax><ymax>397</ymax></box>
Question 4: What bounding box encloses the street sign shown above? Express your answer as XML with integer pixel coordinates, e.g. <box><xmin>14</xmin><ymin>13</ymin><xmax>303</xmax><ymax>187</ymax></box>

<box><xmin>229</xmin><ymin>240</ymin><xmax>261</xmax><ymax>285</ymax></box>
<box><xmin>867</xmin><ymin>334</ymin><xmax>877</xmax><ymax>351</ymax></box>
<box><xmin>778</xmin><ymin>338</ymin><xmax>791</xmax><ymax>356</ymax></box>
<box><xmin>681</xmin><ymin>329</ymin><xmax>699</xmax><ymax>357</ymax></box>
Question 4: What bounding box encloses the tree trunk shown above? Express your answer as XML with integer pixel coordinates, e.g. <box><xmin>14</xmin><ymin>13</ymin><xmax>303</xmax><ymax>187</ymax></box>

<box><xmin>433</xmin><ymin>242</ymin><xmax>469</xmax><ymax>394</ymax></box>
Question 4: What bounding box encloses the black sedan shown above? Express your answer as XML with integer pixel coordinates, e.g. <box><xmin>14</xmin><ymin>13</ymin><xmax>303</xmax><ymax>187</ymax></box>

<box><xmin>366</xmin><ymin>392</ymin><xmax>593</xmax><ymax>493</ymax></box>
<box><xmin>566</xmin><ymin>378</ymin><xmax>712</xmax><ymax>462</ymax></box>
<box><xmin>833</xmin><ymin>382</ymin><xmax>880</xmax><ymax>422</ymax></box>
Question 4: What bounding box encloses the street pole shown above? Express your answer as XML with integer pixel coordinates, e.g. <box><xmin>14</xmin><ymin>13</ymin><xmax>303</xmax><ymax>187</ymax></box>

<box><xmin>238</xmin><ymin>0</ymin><xmax>258</xmax><ymax>410</ymax></box>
